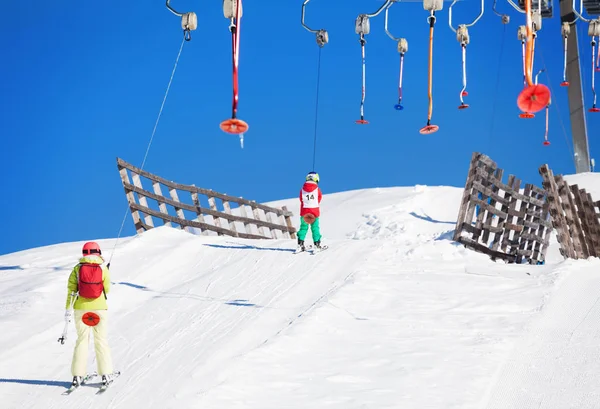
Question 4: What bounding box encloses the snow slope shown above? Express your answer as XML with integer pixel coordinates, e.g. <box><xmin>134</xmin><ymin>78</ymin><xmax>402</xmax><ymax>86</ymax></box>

<box><xmin>0</xmin><ymin>178</ymin><xmax>599</xmax><ymax>409</ymax></box>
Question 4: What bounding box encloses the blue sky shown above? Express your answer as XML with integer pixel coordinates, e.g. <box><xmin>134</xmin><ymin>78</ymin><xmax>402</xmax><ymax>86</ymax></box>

<box><xmin>1</xmin><ymin>0</ymin><xmax>598</xmax><ymax>255</ymax></box>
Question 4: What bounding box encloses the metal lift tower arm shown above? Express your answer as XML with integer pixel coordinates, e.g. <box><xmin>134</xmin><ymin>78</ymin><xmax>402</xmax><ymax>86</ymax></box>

<box><xmin>559</xmin><ymin>0</ymin><xmax>591</xmax><ymax>173</ymax></box>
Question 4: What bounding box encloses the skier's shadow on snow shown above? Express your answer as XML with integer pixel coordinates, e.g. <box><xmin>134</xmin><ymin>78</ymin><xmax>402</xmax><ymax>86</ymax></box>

<box><xmin>409</xmin><ymin>212</ymin><xmax>455</xmax><ymax>225</ymax></box>
<box><xmin>203</xmin><ymin>243</ymin><xmax>295</xmax><ymax>253</ymax></box>
<box><xmin>408</xmin><ymin>212</ymin><xmax>461</xmax><ymax>245</ymax></box>
<box><xmin>0</xmin><ymin>265</ymin><xmax>23</xmax><ymax>271</ymax></box>
<box><xmin>118</xmin><ymin>281</ymin><xmax>149</xmax><ymax>290</ymax></box>
<box><xmin>115</xmin><ymin>282</ymin><xmax>263</xmax><ymax>308</ymax></box>
<box><xmin>0</xmin><ymin>264</ymin><xmax>72</xmax><ymax>272</ymax></box>
<box><xmin>0</xmin><ymin>378</ymin><xmax>71</xmax><ymax>388</ymax></box>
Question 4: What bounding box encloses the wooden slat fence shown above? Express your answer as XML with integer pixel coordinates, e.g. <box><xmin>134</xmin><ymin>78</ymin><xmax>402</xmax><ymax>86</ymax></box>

<box><xmin>539</xmin><ymin>164</ymin><xmax>600</xmax><ymax>259</ymax></box>
<box><xmin>453</xmin><ymin>152</ymin><xmax>552</xmax><ymax>264</ymax></box>
<box><xmin>117</xmin><ymin>158</ymin><xmax>297</xmax><ymax>240</ymax></box>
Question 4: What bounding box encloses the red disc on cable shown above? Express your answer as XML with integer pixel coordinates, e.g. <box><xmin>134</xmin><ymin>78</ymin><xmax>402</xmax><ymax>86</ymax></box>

<box><xmin>419</xmin><ymin>124</ymin><xmax>439</xmax><ymax>134</ymax></box>
<box><xmin>458</xmin><ymin>103</ymin><xmax>469</xmax><ymax>110</ymax></box>
<box><xmin>461</xmin><ymin>91</ymin><xmax>468</xmax><ymax>96</ymax></box>
<box><xmin>517</xmin><ymin>84</ymin><xmax>551</xmax><ymax>113</ymax></box>
<box><xmin>519</xmin><ymin>112</ymin><xmax>535</xmax><ymax>119</ymax></box>
<box><xmin>355</xmin><ymin>119</ymin><xmax>369</xmax><ymax>124</ymax></box>
<box><xmin>82</xmin><ymin>312</ymin><xmax>100</xmax><ymax>327</ymax></box>
<box><xmin>220</xmin><ymin>118</ymin><xmax>249</xmax><ymax>134</ymax></box>
<box><xmin>303</xmin><ymin>214</ymin><xmax>316</xmax><ymax>224</ymax></box>
<box><xmin>589</xmin><ymin>107</ymin><xmax>600</xmax><ymax>113</ymax></box>
<box><xmin>543</xmin><ymin>140</ymin><xmax>551</xmax><ymax>146</ymax></box>
<box><xmin>560</xmin><ymin>81</ymin><xmax>570</xmax><ymax>87</ymax></box>
<box><xmin>596</xmin><ymin>67</ymin><xmax>600</xmax><ymax>73</ymax></box>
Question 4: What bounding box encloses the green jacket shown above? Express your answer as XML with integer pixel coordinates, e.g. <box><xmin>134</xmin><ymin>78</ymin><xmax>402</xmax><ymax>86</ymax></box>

<box><xmin>65</xmin><ymin>255</ymin><xmax>110</xmax><ymax>310</ymax></box>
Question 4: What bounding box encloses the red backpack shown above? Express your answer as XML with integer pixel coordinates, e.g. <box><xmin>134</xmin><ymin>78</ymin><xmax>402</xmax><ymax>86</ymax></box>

<box><xmin>77</xmin><ymin>263</ymin><xmax>105</xmax><ymax>299</ymax></box>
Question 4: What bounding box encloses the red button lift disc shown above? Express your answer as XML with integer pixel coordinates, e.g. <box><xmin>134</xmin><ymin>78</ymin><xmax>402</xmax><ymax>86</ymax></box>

<box><xmin>517</xmin><ymin>84</ymin><xmax>551</xmax><ymax>114</ymax></box>
<box><xmin>82</xmin><ymin>312</ymin><xmax>100</xmax><ymax>327</ymax></box>
<box><xmin>419</xmin><ymin>124</ymin><xmax>439</xmax><ymax>134</ymax></box>
<box><xmin>355</xmin><ymin>119</ymin><xmax>369</xmax><ymax>124</ymax></box>
<box><xmin>220</xmin><ymin>119</ymin><xmax>249</xmax><ymax>134</ymax></box>
<box><xmin>458</xmin><ymin>91</ymin><xmax>469</xmax><ymax>109</ymax></box>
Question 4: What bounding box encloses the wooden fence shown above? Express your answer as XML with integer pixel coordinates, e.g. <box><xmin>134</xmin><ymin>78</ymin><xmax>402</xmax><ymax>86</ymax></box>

<box><xmin>117</xmin><ymin>158</ymin><xmax>297</xmax><ymax>240</ymax></box>
<box><xmin>539</xmin><ymin>164</ymin><xmax>600</xmax><ymax>259</ymax></box>
<box><xmin>453</xmin><ymin>152</ymin><xmax>552</xmax><ymax>264</ymax></box>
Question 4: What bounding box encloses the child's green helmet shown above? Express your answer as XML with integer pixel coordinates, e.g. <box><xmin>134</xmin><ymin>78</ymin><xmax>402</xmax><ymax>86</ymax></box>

<box><xmin>306</xmin><ymin>172</ymin><xmax>320</xmax><ymax>183</ymax></box>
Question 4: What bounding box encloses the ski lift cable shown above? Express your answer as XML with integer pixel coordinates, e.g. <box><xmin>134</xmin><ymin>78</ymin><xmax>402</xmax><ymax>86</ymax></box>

<box><xmin>109</xmin><ymin>34</ymin><xmax>188</xmax><ymax>266</ymax></box>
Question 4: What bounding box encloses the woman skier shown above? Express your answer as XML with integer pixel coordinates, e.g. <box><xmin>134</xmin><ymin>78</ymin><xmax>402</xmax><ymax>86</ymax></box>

<box><xmin>64</xmin><ymin>241</ymin><xmax>116</xmax><ymax>388</ymax></box>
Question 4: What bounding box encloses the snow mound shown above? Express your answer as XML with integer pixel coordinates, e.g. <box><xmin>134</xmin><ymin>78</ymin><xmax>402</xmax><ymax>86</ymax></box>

<box><xmin>1</xmin><ymin>177</ymin><xmax>600</xmax><ymax>408</ymax></box>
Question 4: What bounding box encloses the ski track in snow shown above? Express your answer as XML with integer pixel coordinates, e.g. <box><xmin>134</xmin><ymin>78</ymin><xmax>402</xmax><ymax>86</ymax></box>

<box><xmin>1</xmin><ymin>176</ymin><xmax>599</xmax><ymax>409</ymax></box>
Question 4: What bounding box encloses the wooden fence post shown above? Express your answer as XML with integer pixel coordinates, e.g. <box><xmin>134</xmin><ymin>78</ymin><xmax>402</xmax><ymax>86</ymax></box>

<box><xmin>118</xmin><ymin>163</ymin><xmax>145</xmax><ymax>233</ymax></box>
<box><xmin>539</xmin><ymin>164</ymin><xmax>576</xmax><ymax>259</ymax></box>
<box><xmin>152</xmin><ymin>182</ymin><xmax>172</xmax><ymax>227</ymax></box>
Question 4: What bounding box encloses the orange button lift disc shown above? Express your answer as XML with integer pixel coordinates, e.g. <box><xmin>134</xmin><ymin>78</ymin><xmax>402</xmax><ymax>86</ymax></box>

<box><xmin>220</xmin><ymin>118</ymin><xmax>249</xmax><ymax>134</ymax></box>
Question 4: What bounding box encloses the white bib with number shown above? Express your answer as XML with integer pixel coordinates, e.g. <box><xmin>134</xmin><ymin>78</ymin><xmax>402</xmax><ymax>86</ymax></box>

<box><xmin>301</xmin><ymin>189</ymin><xmax>319</xmax><ymax>208</ymax></box>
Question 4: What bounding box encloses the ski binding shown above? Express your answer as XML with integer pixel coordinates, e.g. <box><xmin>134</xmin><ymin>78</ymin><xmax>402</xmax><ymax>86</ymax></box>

<box><xmin>62</xmin><ymin>372</ymin><xmax>97</xmax><ymax>395</ymax></box>
<box><xmin>96</xmin><ymin>371</ymin><xmax>121</xmax><ymax>394</ymax></box>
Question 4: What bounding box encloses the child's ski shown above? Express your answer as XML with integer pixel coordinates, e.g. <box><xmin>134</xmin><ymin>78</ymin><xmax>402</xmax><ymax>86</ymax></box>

<box><xmin>294</xmin><ymin>245</ymin><xmax>313</xmax><ymax>254</ymax></box>
<box><xmin>310</xmin><ymin>245</ymin><xmax>329</xmax><ymax>255</ymax></box>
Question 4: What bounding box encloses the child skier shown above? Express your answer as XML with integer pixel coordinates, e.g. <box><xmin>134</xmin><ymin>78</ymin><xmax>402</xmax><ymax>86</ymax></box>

<box><xmin>64</xmin><ymin>241</ymin><xmax>115</xmax><ymax>388</ymax></box>
<box><xmin>297</xmin><ymin>171</ymin><xmax>324</xmax><ymax>252</ymax></box>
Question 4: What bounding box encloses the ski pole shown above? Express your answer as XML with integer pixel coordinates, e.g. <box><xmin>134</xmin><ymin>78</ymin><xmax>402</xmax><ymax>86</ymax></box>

<box><xmin>58</xmin><ymin>291</ymin><xmax>76</xmax><ymax>345</ymax></box>
<box><xmin>58</xmin><ymin>321</ymin><xmax>69</xmax><ymax>345</ymax></box>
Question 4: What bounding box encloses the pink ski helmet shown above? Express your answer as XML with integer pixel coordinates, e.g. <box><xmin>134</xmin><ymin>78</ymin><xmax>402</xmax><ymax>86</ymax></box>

<box><xmin>82</xmin><ymin>241</ymin><xmax>101</xmax><ymax>256</ymax></box>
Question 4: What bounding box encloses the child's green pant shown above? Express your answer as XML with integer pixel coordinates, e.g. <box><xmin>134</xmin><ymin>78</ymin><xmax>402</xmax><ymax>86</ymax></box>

<box><xmin>298</xmin><ymin>216</ymin><xmax>321</xmax><ymax>243</ymax></box>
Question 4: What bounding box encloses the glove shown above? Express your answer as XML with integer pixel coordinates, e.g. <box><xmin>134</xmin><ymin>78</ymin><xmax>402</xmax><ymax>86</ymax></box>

<box><xmin>65</xmin><ymin>309</ymin><xmax>73</xmax><ymax>323</ymax></box>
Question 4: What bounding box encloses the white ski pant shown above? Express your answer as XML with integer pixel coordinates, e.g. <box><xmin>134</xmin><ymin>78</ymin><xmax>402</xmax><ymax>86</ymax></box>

<box><xmin>71</xmin><ymin>309</ymin><xmax>113</xmax><ymax>377</ymax></box>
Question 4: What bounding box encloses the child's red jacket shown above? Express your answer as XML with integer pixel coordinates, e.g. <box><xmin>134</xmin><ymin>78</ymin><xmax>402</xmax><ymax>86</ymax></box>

<box><xmin>299</xmin><ymin>181</ymin><xmax>322</xmax><ymax>217</ymax></box>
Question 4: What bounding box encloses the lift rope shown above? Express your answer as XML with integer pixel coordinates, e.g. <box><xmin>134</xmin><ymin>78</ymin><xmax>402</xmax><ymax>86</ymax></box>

<box><xmin>220</xmin><ymin>0</ymin><xmax>249</xmax><ymax>143</ymax></box>
<box><xmin>448</xmin><ymin>0</ymin><xmax>484</xmax><ymax>110</ymax></box>
<box><xmin>426</xmin><ymin>15</ymin><xmax>435</xmax><ymax>129</ymax></box>
<box><xmin>354</xmin><ymin>0</ymin><xmax>392</xmax><ymax>124</ymax></box>
<box><xmin>588</xmin><ymin>18</ymin><xmax>600</xmax><ymax>112</ymax></box>
<box><xmin>398</xmin><ymin>47</ymin><xmax>406</xmax><ymax>110</ymax></box>
<box><xmin>539</xmin><ymin>46</ymin><xmax>577</xmax><ymax>161</ymax></box>
<box><xmin>591</xmin><ymin>35</ymin><xmax>599</xmax><ymax>112</ymax></box>
<box><xmin>109</xmin><ymin>32</ymin><xmax>189</xmax><ymax>267</ymax></box>
<box><xmin>384</xmin><ymin>1</ymin><xmax>408</xmax><ymax>111</ymax></box>
<box><xmin>460</xmin><ymin>41</ymin><xmax>468</xmax><ymax>108</ymax></box>
<box><xmin>419</xmin><ymin>10</ymin><xmax>440</xmax><ymax>134</ymax></box>
<box><xmin>561</xmin><ymin>22</ymin><xmax>571</xmax><ymax>86</ymax></box>
<box><xmin>534</xmin><ymin>69</ymin><xmax>551</xmax><ymax>145</ymax></box>
<box><xmin>301</xmin><ymin>0</ymin><xmax>328</xmax><ymax>170</ymax></box>
<box><xmin>312</xmin><ymin>46</ymin><xmax>323</xmax><ymax>170</ymax></box>
<box><xmin>357</xmin><ymin>35</ymin><xmax>368</xmax><ymax>124</ymax></box>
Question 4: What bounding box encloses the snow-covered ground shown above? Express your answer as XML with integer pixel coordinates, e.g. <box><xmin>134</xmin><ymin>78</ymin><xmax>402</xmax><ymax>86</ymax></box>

<box><xmin>1</xmin><ymin>174</ymin><xmax>599</xmax><ymax>409</ymax></box>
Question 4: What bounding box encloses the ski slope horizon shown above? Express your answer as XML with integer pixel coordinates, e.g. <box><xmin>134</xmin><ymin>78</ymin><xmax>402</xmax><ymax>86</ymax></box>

<box><xmin>1</xmin><ymin>174</ymin><xmax>600</xmax><ymax>409</ymax></box>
